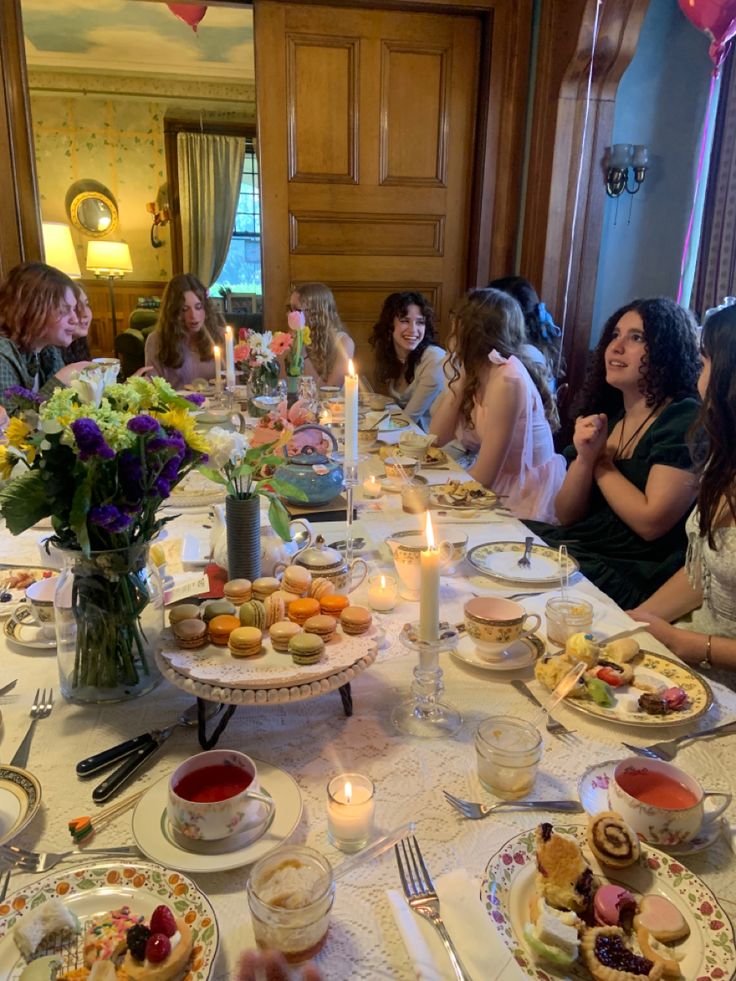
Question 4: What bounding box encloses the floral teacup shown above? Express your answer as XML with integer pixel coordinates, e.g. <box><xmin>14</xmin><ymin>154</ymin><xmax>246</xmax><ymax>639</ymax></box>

<box><xmin>387</xmin><ymin>532</ymin><xmax>454</xmax><ymax>600</ymax></box>
<box><xmin>463</xmin><ymin>597</ymin><xmax>541</xmax><ymax>660</ymax></box>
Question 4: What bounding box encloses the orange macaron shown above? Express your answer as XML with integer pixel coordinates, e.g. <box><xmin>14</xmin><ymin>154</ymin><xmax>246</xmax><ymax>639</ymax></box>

<box><xmin>320</xmin><ymin>594</ymin><xmax>350</xmax><ymax>617</ymax></box>
<box><xmin>288</xmin><ymin>597</ymin><xmax>321</xmax><ymax>626</ymax></box>
<box><xmin>208</xmin><ymin>614</ymin><xmax>241</xmax><ymax>645</ymax></box>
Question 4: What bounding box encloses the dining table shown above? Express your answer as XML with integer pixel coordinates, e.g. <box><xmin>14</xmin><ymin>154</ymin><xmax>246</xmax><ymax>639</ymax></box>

<box><xmin>0</xmin><ymin>443</ymin><xmax>734</xmax><ymax>980</ymax></box>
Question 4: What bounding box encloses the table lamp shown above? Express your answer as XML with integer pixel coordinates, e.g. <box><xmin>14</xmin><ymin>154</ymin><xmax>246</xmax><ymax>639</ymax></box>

<box><xmin>42</xmin><ymin>222</ymin><xmax>81</xmax><ymax>279</ymax></box>
<box><xmin>86</xmin><ymin>240</ymin><xmax>133</xmax><ymax>335</ymax></box>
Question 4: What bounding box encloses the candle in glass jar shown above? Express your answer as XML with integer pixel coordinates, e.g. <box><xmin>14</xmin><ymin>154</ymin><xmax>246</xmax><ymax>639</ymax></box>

<box><xmin>344</xmin><ymin>360</ymin><xmax>358</xmax><ymax>465</ymax></box>
<box><xmin>362</xmin><ymin>475</ymin><xmax>382</xmax><ymax>499</ymax></box>
<box><xmin>213</xmin><ymin>345</ymin><xmax>223</xmax><ymax>394</ymax></box>
<box><xmin>419</xmin><ymin>511</ymin><xmax>440</xmax><ymax>644</ymax></box>
<box><xmin>326</xmin><ymin>773</ymin><xmax>375</xmax><ymax>852</ymax></box>
<box><xmin>224</xmin><ymin>325</ymin><xmax>236</xmax><ymax>389</ymax></box>
<box><xmin>367</xmin><ymin>574</ymin><xmax>397</xmax><ymax>612</ymax></box>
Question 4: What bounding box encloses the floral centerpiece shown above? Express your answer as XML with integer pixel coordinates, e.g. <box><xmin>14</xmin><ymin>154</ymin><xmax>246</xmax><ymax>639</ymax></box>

<box><xmin>234</xmin><ymin>329</ymin><xmax>292</xmax><ymax>396</ymax></box>
<box><xmin>285</xmin><ymin>311</ymin><xmax>311</xmax><ymax>381</ymax></box>
<box><xmin>0</xmin><ymin>376</ymin><xmax>210</xmax><ymax>703</ymax></box>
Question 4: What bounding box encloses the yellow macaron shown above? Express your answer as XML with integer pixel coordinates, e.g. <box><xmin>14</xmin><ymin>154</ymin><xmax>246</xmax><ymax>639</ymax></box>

<box><xmin>228</xmin><ymin>626</ymin><xmax>263</xmax><ymax>658</ymax></box>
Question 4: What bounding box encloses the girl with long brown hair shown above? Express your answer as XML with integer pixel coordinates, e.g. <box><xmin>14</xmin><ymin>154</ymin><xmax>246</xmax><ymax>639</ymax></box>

<box><xmin>288</xmin><ymin>283</ymin><xmax>354</xmax><ymax>387</ymax></box>
<box><xmin>145</xmin><ymin>274</ymin><xmax>225</xmax><ymax>388</ymax></box>
<box><xmin>429</xmin><ymin>288</ymin><xmax>564</xmax><ymax>521</ymax></box>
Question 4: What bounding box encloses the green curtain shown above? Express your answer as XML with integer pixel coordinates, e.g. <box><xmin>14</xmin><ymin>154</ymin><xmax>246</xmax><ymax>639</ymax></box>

<box><xmin>177</xmin><ymin>132</ymin><xmax>245</xmax><ymax>287</ymax></box>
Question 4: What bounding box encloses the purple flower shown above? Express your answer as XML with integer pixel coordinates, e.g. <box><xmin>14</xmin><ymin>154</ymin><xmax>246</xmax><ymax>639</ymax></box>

<box><xmin>184</xmin><ymin>393</ymin><xmax>206</xmax><ymax>406</ymax></box>
<box><xmin>148</xmin><ymin>436</ymin><xmax>184</xmax><ymax>454</ymax></box>
<box><xmin>160</xmin><ymin>457</ymin><xmax>182</xmax><ymax>483</ymax></box>
<box><xmin>71</xmin><ymin>418</ymin><xmax>115</xmax><ymax>461</ymax></box>
<box><xmin>118</xmin><ymin>449</ymin><xmax>144</xmax><ymax>501</ymax></box>
<box><xmin>153</xmin><ymin>477</ymin><xmax>172</xmax><ymax>498</ymax></box>
<box><xmin>127</xmin><ymin>415</ymin><xmax>159</xmax><ymax>435</ymax></box>
<box><xmin>89</xmin><ymin>504</ymin><xmax>132</xmax><ymax>533</ymax></box>
<box><xmin>3</xmin><ymin>385</ymin><xmax>42</xmax><ymax>404</ymax></box>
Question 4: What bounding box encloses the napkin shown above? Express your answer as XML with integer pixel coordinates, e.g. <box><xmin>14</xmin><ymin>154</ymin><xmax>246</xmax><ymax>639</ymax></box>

<box><xmin>387</xmin><ymin>868</ymin><xmax>526</xmax><ymax>981</ymax></box>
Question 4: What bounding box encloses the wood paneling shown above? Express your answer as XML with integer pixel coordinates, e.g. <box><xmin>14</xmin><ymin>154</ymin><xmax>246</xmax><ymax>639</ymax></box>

<box><xmin>289</xmin><ymin>211</ymin><xmax>444</xmax><ymax>255</ymax></box>
<box><xmin>82</xmin><ymin>280</ymin><xmax>165</xmax><ymax>358</ymax></box>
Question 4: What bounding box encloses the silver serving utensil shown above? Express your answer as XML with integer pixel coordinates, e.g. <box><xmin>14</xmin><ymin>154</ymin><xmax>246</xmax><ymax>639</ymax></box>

<box><xmin>622</xmin><ymin>719</ymin><xmax>736</xmax><ymax>762</ymax></box>
<box><xmin>517</xmin><ymin>536</ymin><xmax>534</xmax><ymax>569</ymax></box>
<box><xmin>443</xmin><ymin>791</ymin><xmax>583</xmax><ymax>820</ymax></box>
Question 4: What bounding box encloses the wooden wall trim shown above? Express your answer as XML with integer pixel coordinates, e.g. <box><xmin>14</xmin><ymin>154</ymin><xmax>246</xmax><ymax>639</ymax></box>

<box><xmin>520</xmin><ymin>0</ymin><xmax>649</xmax><ymax>414</ymax></box>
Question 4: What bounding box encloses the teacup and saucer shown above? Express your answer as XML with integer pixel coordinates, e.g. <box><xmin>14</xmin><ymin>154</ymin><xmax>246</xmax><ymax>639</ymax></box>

<box><xmin>463</xmin><ymin>597</ymin><xmax>541</xmax><ymax>662</ymax></box>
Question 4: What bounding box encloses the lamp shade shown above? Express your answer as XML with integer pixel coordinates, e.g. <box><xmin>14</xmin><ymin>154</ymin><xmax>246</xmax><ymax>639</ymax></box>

<box><xmin>86</xmin><ymin>240</ymin><xmax>133</xmax><ymax>275</ymax></box>
<box><xmin>42</xmin><ymin>222</ymin><xmax>81</xmax><ymax>278</ymax></box>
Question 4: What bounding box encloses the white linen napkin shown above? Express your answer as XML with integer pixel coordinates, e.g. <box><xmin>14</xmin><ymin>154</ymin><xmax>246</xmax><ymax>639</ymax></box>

<box><xmin>387</xmin><ymin>868</ymin><xmax>526</xmax><ymax>981</ymax></box>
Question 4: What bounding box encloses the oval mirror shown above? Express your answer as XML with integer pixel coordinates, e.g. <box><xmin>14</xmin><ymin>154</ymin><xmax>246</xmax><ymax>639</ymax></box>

<box><xmin>65</xmin><ymin>179</ymin><xmax>119</xmax><ymax>237</ymax></box>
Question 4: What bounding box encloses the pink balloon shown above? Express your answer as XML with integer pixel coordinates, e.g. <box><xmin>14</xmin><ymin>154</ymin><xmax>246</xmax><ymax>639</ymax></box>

<box><xmin>166</xmin><ymin>4</ymin><xmax>208</xmax><ymax>32</ymax></box>
<box><xmin>679</xmin><ymin>0</ymin><xmax>736</xmax><ymax>65</ymax></box>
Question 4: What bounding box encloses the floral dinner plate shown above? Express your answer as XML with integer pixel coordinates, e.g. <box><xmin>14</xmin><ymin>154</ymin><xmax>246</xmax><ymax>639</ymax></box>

<box><xmin>468</xmin><ymin>540</ymin><xmax>579</xmax><ymax>584</ymax></box>
<box><xmin>0</xmin><ymin>860</ymin><xmax>219</xmax><ymax>979</ymax></box>
<box><xmin>482</xmin><ymin>823</ymin><xmax>735</xmax><ymax>980</ymax></box>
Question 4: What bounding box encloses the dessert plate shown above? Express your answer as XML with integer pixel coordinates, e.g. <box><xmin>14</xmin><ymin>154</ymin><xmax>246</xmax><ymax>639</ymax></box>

<box><xmin>0</xmin><ymin>860</ymin><xmax>218</xmax><ymax>980</ymax></box>
<box><xmin>0</xmin><ymin>765</ymin><xmax>41</xmax><ymax>846</ymax></box>
<box><xmin>577</xmin><ymin>759</ymin><xmax>727</xmax><ymax>856</ymax></box>
<box><xmin>468</xmin><ymin>540</ymin><xmax>579</xmax><ymax>584</ymax></box>
<box><xmin>451</xmin><ymin>634</ymin><xmax>543</xmax><ymax>672</ymax></box>
<box><xmin>132</xmin><ymin>758</ymin><xmax>302</xmax><ymax>873</ymax></box>
<box><xmin>3</xmin><ymin>606</ymin><xmax>56</xmax><ymax>650</ymax></box>
<box><xmin>482</xmin><ymin>823</ymin><xmax>735</xmax><ymax>981</ymax></box>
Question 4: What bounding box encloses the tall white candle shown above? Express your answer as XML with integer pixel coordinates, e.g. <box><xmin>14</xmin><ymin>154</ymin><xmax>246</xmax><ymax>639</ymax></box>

<box><xmin>419</xmin><ymin>511</ymin><xmax>440</xmax><ymax>645</ymax></box>
<box><xmin>224</xmin><ymin>325</ymin><xmax>236</xmax><ymax>389</ymax></box>
<box><xmin>213</xmin><ymin>344</ymin><xmax>223</xmax><ymax>394</ymax></box>
<box><xmin>344</xmin><ymin>359</ymin><xmax>358</xmax><ymax>465</ymax></box>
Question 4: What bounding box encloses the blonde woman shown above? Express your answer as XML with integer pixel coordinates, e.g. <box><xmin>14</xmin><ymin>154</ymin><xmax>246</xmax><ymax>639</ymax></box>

<box><xmin>289</xmin><ymin>282</ymin><xmax>354</xmax><ymax>387</ymax></box>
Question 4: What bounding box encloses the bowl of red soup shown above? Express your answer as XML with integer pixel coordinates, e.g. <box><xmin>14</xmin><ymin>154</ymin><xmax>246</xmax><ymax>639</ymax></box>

<box><xmin>167</xmin><ymin>750</ymin><xmax>275</xmax><ymax>842</ymax></box>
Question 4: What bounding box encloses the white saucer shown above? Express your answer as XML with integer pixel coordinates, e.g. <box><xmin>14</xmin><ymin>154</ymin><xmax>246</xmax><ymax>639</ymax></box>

<box><xmin>3</xmin><ymin>606</ymin><xmax>56</xmax><ymax>649</ymax></box>
<box><xmin>577</xmin><ymin>759</ymin><xmax>726</xmax><ymax>856</ymax></box>
<box><xmin>450</xmin><ymin>633</ymin><xmax>543</xmax><ymax>672</ymax></box>
<box><xmin>132</xmin><ymin>758</ymin><xmax>303</xmax><ymax>872</ymax></box>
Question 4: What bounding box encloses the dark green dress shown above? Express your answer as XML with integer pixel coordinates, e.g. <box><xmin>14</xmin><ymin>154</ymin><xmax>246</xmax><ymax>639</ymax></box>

<box><xmin>524</xmin><ymin>398</ymin><xmax>699</xmax><ymax>609</ymax></box>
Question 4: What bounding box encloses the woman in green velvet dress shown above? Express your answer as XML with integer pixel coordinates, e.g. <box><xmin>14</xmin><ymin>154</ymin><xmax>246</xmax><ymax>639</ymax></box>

<box><xmin>524</xmin><ymin>297</ymin><xmax>701</xmax><ymax>609</ymax></box>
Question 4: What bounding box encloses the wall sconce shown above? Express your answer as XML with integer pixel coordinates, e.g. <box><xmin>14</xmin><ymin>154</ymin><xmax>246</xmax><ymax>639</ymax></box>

<box><xmin>605</xmin><ymin>144</ymin><xmax>648</xmax><ymax>197</ymax></box>
<box><xmin>146</xmin><ymin>201</ymin><xmax>171</xmax><ymax>249</ymax></box>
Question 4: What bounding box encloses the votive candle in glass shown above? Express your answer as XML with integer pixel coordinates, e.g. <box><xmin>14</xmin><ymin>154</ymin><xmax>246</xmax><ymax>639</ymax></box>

<box><xmin>363</xmin><ymin>475</ymin><xmax>383</xmax><ymax>499</ymax></box>
<box><xmin>326</xmin><ymin>773</ymin><xmax>375</xmax><ymax>852</ymax></box>
<box><xmin>367</xmin><ymin>574</ymin><xmax>398</xmax><ymax>612</ymax></box>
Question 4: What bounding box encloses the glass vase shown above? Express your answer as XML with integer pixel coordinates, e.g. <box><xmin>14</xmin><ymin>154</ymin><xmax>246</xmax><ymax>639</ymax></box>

<box><xmin>54</xmin><ymin>544</ymin><xmax>164</xmax><ymax>704</ymax></box>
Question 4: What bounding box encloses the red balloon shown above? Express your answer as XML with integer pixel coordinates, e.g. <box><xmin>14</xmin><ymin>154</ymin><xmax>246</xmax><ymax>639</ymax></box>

<box><xmin>166</xmin><ymin>3</ymin><xmax>208</xmax><ymax>32</ymax></box>
<box><xmin>679</xmin><ymin>0</ymin><xmax>736</xmax><ymax>65</ymax></box>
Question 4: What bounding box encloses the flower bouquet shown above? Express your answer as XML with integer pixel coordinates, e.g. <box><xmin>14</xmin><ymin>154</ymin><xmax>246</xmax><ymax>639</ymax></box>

<box><xmin>235</xmin><ymin>329</ymin><xmax>292</xmax><ymax>396</ymax></box>
<box><xmin>0</xmin><ymin>377</ymin><xmax>210</xmax><ymax>702</ymax></box>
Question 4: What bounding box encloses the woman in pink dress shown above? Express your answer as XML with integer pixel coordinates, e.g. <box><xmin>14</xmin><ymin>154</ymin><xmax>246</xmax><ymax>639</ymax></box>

<box><xmin>430</xmin><ymin>288</ymin><xmax>565</xmax><ymax>522</ymax></box>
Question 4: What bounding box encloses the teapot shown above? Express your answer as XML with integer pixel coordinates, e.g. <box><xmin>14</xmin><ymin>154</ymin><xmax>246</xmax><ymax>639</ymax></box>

<box><xmin>275</xmin><ymin>535</ymin><xmax>367</xmax><ymax>593</ymax></box>
<box><xmin>209</xmin><ymin>504</ymin><xmax>311</xmax><ymax>575</ymax></box>
<box><xmin>272</xmin><ymin>424</ymin><xmax>344</xmax><ymax>506</ymax></box>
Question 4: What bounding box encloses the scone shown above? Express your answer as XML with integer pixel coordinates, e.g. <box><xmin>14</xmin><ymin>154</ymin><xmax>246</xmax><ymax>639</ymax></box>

<box><xmin>534</xmin><ymin>823</ymin><xmax>594</xmax><ymax>915</ymax></box>
<box><xmin>582</xmin><ymin>926</ymin><xmax>663</xmax><ymax>980</ymax></box>
<box><xmin>587</xmin><ymin>811</ymin><xmax>640</xmax><ymax>869</ymax></box>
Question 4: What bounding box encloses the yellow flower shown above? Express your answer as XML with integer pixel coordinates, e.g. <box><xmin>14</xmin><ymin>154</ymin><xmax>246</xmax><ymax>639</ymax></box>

<box><xmin>0</xmin><ymin>446</ymin><xmax>14</xmax><ymax>480</ymax></box>
<box><xmin>6</xmin><ymin>418</ymin><xmax>32</xmax><ymax>448</ymax></box>
<box><xmin>302</xmin><ymin>326</ymin><xmax>312</xmax><ymax>347</ymax></box>
<box><xmin>155</xmin><ymin>409</ymin><xmax>210</xmax><ymax>455</ymax></box>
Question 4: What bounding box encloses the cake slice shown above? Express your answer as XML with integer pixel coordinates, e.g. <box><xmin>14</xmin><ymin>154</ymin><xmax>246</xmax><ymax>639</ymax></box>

<box><xmin>534</xmin><ymin>822</ymin><xmax>594</xmax><ymax>914</ymax></box>
<box><xmin>13</xmin><ymin>899</ymin><xmax>81</xmax><ymax>959</ymax></box>
<box><xmin>524</xmin><ymin>894</ymin><xmax>582</xmax><ymax>967</ymax></box>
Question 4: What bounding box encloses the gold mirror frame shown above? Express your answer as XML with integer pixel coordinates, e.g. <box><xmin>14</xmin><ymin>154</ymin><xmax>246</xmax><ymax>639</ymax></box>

<box><xmin>65</xmin><ymin>180</ymin><xmax>119</xmax><ymax>238</ymax></box>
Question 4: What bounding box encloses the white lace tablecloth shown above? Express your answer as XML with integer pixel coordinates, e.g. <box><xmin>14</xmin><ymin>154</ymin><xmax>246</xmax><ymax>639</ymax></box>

<box><xmin>0</xmin><ymin>466</ymin><xmax>734</xmax><ymax>980</ymax></box>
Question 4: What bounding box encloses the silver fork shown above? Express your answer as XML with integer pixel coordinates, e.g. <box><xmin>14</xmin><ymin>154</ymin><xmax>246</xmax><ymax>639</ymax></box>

<box><xmin>395</xmin><ymin>836</ymin><xmax>472</xmax><ymax>981</ymax></box>
<box><xmin>0</xmin><ymin>869</ymin><xmax>10</xmax><ymax>902</ymax></box>
<box><xmin>511</xmin><ymin>680</ymin><xmax>578</xmax><ymax>741</ymax></box>
<box><xmin>10</xmin><ymin>688</ymin><xmax>53</xmax><ymax>769</ymax></box>
<box><xmin>622</xmin><ymin>719</ymin><xmax>736</xmax><ymax>762</ymax></box>
<box><xmin>443</xmin><ymin>790</ymin><xmax>583</xmax><ymax>820</ymax></box>
<box><xmin>517</xmin><ymin>536</ymin><xmax>534</xmax><ymax>569</ymax></box>
<box><xmin>0</xmin><ymin>843</ymin><xmax>139</xmax><ymax>874</ymax></box>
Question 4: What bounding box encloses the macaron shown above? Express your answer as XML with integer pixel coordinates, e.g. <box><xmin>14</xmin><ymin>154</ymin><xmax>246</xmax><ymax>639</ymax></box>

<box><xmin>304</xmin><ymin>614</ymin><xmax>337</xmax><ymax>643</ymax></box>
<box><xmin>340</xmin><ymin>606</ymin><xmax>372</xmax><ymax>635</ymax></box>
<box><xmin>271</xmin><ymin>588</ymin><xmax>302</xmax><ymax>607</ymax></box>
<box><xmin>288</xmin><ymin>597</ymin><xmax>321</xmax><ymax>626</ymax></box>
<box><xmin>203</xmin><ymin>599</ymin><xmax>236</xmax><ymax>622</ymax></box>
<box><xmin>310</xmin><ymin>577</ymin><xmax>335</xmax><ymax>601</ymax></box>
<box><xmin>320</xmin><ymin>594</ymin><xmax>350</xmax><ymax>617</ymax></box>
<box><xmin>252</xmin><ymin>577</ymin><xmax>281</xmax><ymax>602</ymax></box>
<box><xmin>264</xmin><ymin>592</ymin><xmax>286</xmax><ymax>628</ymax></box>
<box><xmin>239</xmin><ymin>599</ymin><xmax>266</xmax><ymax>631</ymax></box>
<box><xmin>228</xmin><ymin>626</ymin><xmax>263</xmax><ymax>658</ymax></box>
<box><xmin>288</xmin><ymin>631</ymin><xmax>325</xmax><ymax>665</ymax></box>
<box><xmin>281</xmin><ymin>565</ymin><xmax>312</xmax><ymax>596</ymax></box>
<box><xmin>208</xmin><ymin>614</ymin><xmax>241</xmax><ymax>645</ymax></box>
<box><xmin>269</xmin><ymin>620</ymin><xmax>302</xmax><ymax>653</ymax></box>
<box><xmin>224</xmin><ymin>578</ymin><xmax>252</xmax><ymax>605</ymax></box>
<box><xmin>172</xmin><ymin>618</ymin><xmax>208</xmax><ymax>649</ymax></box>
<box><xmin>169</xmin><ymin>603</ymin><xmax>202</xmax><ymax>625</ymax></box>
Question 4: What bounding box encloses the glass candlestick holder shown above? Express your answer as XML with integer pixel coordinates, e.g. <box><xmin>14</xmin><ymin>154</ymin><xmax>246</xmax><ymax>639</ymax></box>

<box><xmin>334</xmin><ymin>453</ymin><xmax>367</xmax><ymax>566</ymax></box>
<box><xmin>391</xmin><ymin>621</ymin><xmax>462</xmax><ymax>738</ymax></box>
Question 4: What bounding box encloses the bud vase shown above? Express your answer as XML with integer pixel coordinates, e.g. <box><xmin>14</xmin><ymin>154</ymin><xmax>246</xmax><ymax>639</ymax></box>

<box><xmin>226</xmin><ymin>494</ymin><xmax>262</xmax><ymax>581</ymax></box>
<box><xmin>54</xmin><ymin>544</ymin><xmax>164</xmax><ymax>704</ymax></box>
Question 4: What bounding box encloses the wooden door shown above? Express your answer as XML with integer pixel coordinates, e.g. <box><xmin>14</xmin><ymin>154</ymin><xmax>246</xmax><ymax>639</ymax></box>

<box><xmin>255</xmin><ymin>1</ymin><xmax>481</xmax><ymax>375</ymax></box>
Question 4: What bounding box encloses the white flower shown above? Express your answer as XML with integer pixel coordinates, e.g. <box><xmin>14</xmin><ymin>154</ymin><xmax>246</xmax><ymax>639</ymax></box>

<box><xmin>69</xmin><ymin>363</ymin><xmax>120</xmax><ymax>407</ymax></box>
<box><xmin>205</xmin><ymin>427</ymin><xmax>248</xmax><ymax>469</ymax></box>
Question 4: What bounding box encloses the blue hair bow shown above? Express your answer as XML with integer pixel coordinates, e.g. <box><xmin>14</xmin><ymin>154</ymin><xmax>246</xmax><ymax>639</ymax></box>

<box><xmin>536</xmin><ymin>302</ymin><xmax>562</xmax><ymax>340</ymax></box>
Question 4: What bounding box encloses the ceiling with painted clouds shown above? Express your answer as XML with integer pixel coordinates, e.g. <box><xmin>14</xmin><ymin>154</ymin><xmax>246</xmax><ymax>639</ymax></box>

<box><xmin>21</xmin><ymin>0</ymin><xmax>254</xmax><ymax>81</ymax></box>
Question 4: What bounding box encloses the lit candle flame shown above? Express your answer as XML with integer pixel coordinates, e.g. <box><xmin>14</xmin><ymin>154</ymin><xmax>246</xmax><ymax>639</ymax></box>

<box><xmin>225</xmin><ymin>325</ymin><xmax>232</xmax><ymax>339</ymax></box>
<box><xmin>380</xmin><ymin>575</ymin><xmax>386</xmax><ymax>588</ymax></box>
<box><xmin>344</xmin><ymin>781</ymin><xmax>352</xmax><ymax>804</ymax></box>
<box><xmin>348</xmin><ymin>359</ymin><xmax>356</xmax><ymax>378</ymax></box>
<box><xmin>213</xmin><ymin>344</ymin><xmax>220</xmax><ymax>357</ymax></box>
<box><xmin>425</xmin><ymin>511</ymin><xmax>436</xmax><ymax>550</ymax></box>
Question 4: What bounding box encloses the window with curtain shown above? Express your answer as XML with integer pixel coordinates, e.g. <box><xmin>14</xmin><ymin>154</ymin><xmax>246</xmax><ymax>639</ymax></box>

<box><xmin>211</xmin><ymin>138</ymin><xmax>262</xmax><ymax>296</ymax></box>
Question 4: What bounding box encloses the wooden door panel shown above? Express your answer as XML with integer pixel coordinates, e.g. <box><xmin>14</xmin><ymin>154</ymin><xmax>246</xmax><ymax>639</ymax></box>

<box><xmin>289</xmin><ymin>211</ymin><xmax>445</xmax><ymax>256</ymax></box>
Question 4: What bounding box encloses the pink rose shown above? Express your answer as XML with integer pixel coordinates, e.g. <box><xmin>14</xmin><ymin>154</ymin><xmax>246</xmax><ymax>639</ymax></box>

<box><xmin>669</xmin><ymin>863</ymin><xmax>684</xmax><ymax>874</ymax></box>
<box><xmin>287</xmin><ymin>310</ymin><xmax>305</xmax><ymax>331</ymax></box>
<box><xmin>709</xmin><ymin>920</ymin><xmax>724</xmax><ymax>931</ymax></box>
<box><xmin>233</xmin><ymin>343</ymin><xmax>250</xmax><ymax>363</ymax></box>
<box><xmin>501</xmin><ymin>853</ymin><xmax>513</xmax><ymax>866</ymax></box>
<box><xmin>700</xmin><ymin>901</ymin><xmax>714</xmax><ymax>915</ymax></box>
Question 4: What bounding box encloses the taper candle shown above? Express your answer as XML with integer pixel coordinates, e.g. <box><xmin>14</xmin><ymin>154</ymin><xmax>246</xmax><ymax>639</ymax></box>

<box><xmin>224</xmin><ymin>325</ymin><xmax>236</xmax><ymax>389</ymax></box>
<box><xmin>419</xmin><ymin>511</ymin><xmax>440</xmax><ymax>646</ymax></box>
<box><xmin>344</xmin><ymin>359</ymin><xmax>358</xmax><ymax>465</ymax></box>
<box><xmin>213</xmin><ymin>344</ymin><xmax>223</xmax><ymax>394</ymax></box>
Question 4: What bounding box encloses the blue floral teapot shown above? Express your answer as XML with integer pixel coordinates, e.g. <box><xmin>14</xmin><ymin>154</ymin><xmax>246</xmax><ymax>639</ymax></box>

<box><xmin>273</xmin><ymin>424</ymin><xmax>344</xmax><ymax>506</ymax></box>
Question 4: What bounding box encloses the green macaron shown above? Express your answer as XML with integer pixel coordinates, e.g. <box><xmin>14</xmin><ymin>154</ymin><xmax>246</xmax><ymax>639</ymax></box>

<box><xmin>288</xmin><ymin>631</ymin><xmax>325</xmax><ymax>665</ymax></box>
<box><xmin>203</xmin><ymin>599</ymin><xmax>236</xmax><ymax>622</ymax></box>
<box><xmin>239</xmin><ymin>599</ymin><xmax>266</xmax><ymax>631</ymax></box>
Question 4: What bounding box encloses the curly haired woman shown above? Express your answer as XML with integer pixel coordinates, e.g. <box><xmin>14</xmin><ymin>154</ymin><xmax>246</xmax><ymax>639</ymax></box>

<box><xmin>630</xmin><ymin>301</ymin><xmax>736</xmax><ymax>683</ymax></box>
<box><xmin>369</xmin><ymin>291</ymin><xmax>444</xmax><ymax>430</ymax></box>
<box><xmin>430</xmin><ymin>288</ymin><xmax>565</xmax><ymax>521</ymax></box>
<box><xmin>0</xmin><ymin>262</ymin><xmax>91</xmax><ymax>413</ymax></box>
<box><xmin>525</xmin><ymin>297</ymin><xmax>701</xmax><ymax>608</ymax></box>
<box><xmin>145</xmin><ymin>274</ymin><xmax>225</xmax><ymax>388</ymax></box>
<box><xmin>289</xmin><ymin>283</ymin><xmax>354</xmax><ymax>387</ymax></box>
